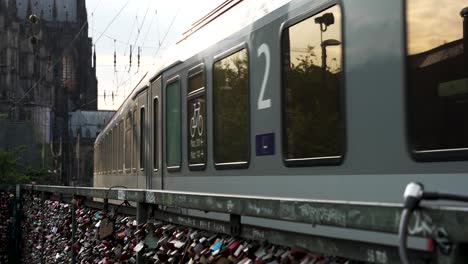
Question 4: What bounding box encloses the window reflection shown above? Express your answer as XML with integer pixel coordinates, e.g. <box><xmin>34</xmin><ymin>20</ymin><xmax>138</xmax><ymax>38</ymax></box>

<box><xmin>407</xmin><ymin>0</ymin><xmax>468</xmax><ymax>153</ymax></box>
<box><xmin>213</xmin><ymin>49</ymin><xmax>249</xmax><ymax>166</ymax></box>
<box><xmin>140</xmin><ymin>107</ymin><xmax>145</xmax><ymax>170</ymax></box>
<box><xmin>282</xmin><ymin>5</ymin><xmax>344</xmax><ymax>163</ymax></box>
<box><xmin>125</xmin><ymin>113</ymin><xmax>131</xmax><ymax>171</ymax></box>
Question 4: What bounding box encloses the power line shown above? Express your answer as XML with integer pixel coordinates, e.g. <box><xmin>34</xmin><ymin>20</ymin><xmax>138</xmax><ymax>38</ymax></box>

<box><xmin>140</xmin><ymin>9</ymin><xmax>157</xmax><ymax>50</ymax></box>
<box><xmin>102</xmin><ymin>34</ymin><xmax>158</xmax><ymax>49</ymax></box>
<box><xmin>132</xmin><ymin>2</ymin><xmax>151</xmax><ymax>50</ymax></box>
<box><xmin>90</xmin><ymin>0</ymin><xmax>103</xmax><ymax>40</ymax></box>
<box><xmin>94</xmin><ymin>0</ymin><xmax>131</xmax><ymax>44</ymax></box>
<box><xmin>152</xmin><ymin>7</ymin><xmax>181</xmax><ymax>64</ymax></box>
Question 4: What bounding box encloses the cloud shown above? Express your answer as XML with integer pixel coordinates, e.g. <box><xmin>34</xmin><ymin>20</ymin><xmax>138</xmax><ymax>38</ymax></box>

<box><xmin>407</xmin><ymin>0</ymin><xmax>464</xmax><ymax>54</ymax></box>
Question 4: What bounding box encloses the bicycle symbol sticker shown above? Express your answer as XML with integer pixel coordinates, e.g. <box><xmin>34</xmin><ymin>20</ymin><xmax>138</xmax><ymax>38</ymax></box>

<box><xmin>190</xmin><ymin>101</ymin><xmax>203</xmax><ymax>138</ymax></box>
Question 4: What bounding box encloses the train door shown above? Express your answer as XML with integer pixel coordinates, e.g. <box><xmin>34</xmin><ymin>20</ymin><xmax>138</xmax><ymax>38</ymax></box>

<box><xmin>136</xmin><ymin>89</ymin><xmax>148</xmax><ymax>189</ymax></box>
<box><xmin>150</xmin><ymin>77</ymin><xmax>163</xmax><ymax>189</ymax></box>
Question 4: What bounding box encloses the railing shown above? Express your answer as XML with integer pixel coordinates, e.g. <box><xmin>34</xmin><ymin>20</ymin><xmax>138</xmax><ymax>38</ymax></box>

<box><xmin>0</xmin><ymin>184</ymin><xmax>21</xmax><ymax>263</ymax></box>
<box><xmin>14</xmin><ymin>184</ymin><xmax>468</xmax><ymax>263</ymax></box>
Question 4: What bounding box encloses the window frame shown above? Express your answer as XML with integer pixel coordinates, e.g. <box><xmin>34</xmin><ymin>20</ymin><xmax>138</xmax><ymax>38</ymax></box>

<box><xmin>124</xmin><ymin>111</ymin><xmax>132</xmax><ymax>173</ymax></box>
<box><xmin>153</xmin><ymin>96</ymin><xmax>159</xmax><ymax>172</ymax></box>
<box><xmin>404</xmin><ymin>0</ymin><xmax>468</xmax><ymax>162</ymax></box>
<box><xmin>140</xmin><ymin>106</ymin><xmax>146</xmax><ymax>171</ymax></box>
<box><xmin>187</xmin><ymin>63</ymin><xmax>207</xmax><ymax>171</ymax></box>
<box><xmin>280</xmin><ymin>2</ymin><xmax>346</xmax><ymax>167</ymax></box>
<box><xmin>118</xmin><ymin>120</ymin><xmax>124</xmax><ymax>173</ymax></box>
<box><xmin>132</xmin><ymin>108</ymin><xmax>137</xmax><ymax>172</ymax></box>
<box><xmin>165</xmin><ymin>76</ymin><xmax>182</xmax><ymax>172</ymax></box>
<box><xmin>212</xmin><ymin>43</ymin><xmax>251</xmax><ymax>170</ymax></box>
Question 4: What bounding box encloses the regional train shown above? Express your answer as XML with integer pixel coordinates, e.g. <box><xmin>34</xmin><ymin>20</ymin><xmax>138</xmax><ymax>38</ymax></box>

<box><xmin>94</xmin><ymin>0</ymin><xmax>468</xmax><ymax>208</ymax></box>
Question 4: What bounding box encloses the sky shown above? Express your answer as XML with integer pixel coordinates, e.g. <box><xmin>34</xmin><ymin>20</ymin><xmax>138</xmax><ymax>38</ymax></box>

<box><xmin>85</xmin><ymin>0</ymin><xmax>224</xmax><ymax>110</ymax></box>
<box><xmin>407</xmin><ymin>0</ymin><xmax>464</xmax><ymax>55</ymax></box>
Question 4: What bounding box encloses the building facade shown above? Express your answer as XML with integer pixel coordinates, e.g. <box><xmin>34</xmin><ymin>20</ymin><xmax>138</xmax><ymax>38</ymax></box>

<box><xmin>0</xmin><ymin>0</ymin><xmax>98</xmax><ymax>185</ymax></box>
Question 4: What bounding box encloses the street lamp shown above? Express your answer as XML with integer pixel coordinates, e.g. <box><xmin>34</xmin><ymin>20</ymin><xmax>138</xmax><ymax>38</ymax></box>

<box><xmin>321</xmin><ymin>39</ymin><xmax>341</xmax><ymax>71</ymax></box>
<box><xmin>314</xmin><ymin>13</ymin><xmax>335</xmax><ymax>33</ymax></box>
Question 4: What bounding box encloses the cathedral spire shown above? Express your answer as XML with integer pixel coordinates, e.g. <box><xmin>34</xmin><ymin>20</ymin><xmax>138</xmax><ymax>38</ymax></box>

<box><xmin>52</xmin><ymin>0</ymin><xmax>58</xmax><ymax>20</ymax></box>
<box><xmin>26</xmin><ymin>0</ymin><xmax>32</xmax><ymax>15</ymax></box>
<box><xmin>7</xmin><ymin>0</ymin><xmax>17</xmax><ymax>17</ymax></box>
<box><xmin>0</xmin><ymin>0</ymin><xmax>6</xmax><ymax>12</ymax></box>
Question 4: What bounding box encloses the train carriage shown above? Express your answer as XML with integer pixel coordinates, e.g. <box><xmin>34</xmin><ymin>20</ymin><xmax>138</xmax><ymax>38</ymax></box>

<box><xmin>93</xmin><ymin>0</ymin><xmax>468</xmax><ymax>247</ymax></box>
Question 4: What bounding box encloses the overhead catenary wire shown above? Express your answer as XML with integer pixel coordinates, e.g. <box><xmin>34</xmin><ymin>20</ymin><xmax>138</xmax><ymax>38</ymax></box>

<box><xmin>152</xmin><ymin>7</ymin><xmax>181</xmax><ymax>64</ymax></box>
<box><xmin>131</xmin><ymin>1</ymin><xmax>151</xmax><ymax>51</ymax></box>
<box><xmin>130</xmin><ymin>2</ymin><xmax>151</xmax><ymax>74</ymax></box>
<box><xmin>140</xmin><ymin>9</ymin><xmax>158</xmax><ymax>50</ymax></box>
<box><xmin>94</xmin><ymin>0</ymin><xmax>131</xmax><ymax>45</ymax></box>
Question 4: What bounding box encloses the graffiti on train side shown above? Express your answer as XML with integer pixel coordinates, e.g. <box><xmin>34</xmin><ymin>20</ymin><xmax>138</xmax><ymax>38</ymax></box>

<box><xmin>408</xmin><ymin>211</ymin><xmax>436</xmax><ymax>236</ymax></box>
<box><xmin>297</xmin><ymin>203</ymin><xmax>347</xmax><ymax>226</ymax></box>
<box><xmin>367</xmin><ymin>249</ymin><xmax>389</xmax><ymax>264</ymax></box>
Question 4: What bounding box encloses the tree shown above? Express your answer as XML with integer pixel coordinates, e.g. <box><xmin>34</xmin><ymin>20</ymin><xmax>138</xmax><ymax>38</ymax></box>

<box><xmin>0</xmin><ymin>148</ymin><xmax>31</xmax><ymax>184</ymax></box>
<box><xmin>0</xmin><ymin>148</ymin><xmax>53</xmax><ymax>184</ymax></box>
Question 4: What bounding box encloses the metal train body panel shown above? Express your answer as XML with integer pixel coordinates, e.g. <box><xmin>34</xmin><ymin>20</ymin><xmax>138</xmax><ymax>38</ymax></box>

<box><xmin>94</xmin><ymin>0</ymin><xmax>468</xmax><ymax>209</ymax></box>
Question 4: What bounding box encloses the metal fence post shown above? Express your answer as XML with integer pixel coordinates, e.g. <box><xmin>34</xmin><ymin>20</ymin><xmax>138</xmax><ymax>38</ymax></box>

<box><xmin>71</xmin><ymin>195</ymin><xmax>78</xmax><ymax>264</ymax></box>
<box><xmin>136</xmin><ymin>202</ymin><xmax>149</xmax><ymax>264</ymax></box>
<box><xmin>14</xmin><ymin>185</ymin><xmax>21</xmax><ymax>263</ymax></box>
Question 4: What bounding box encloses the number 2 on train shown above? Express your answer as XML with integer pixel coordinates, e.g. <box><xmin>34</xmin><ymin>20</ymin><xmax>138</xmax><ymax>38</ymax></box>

<box><xmin>257</xmin><ymin>43</ymin><xmax>271</xmax><ymax>110</ymax></box>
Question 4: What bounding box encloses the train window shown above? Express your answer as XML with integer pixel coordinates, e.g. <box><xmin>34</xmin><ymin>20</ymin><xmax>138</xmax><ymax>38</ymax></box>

<box><xmin>132</xmin><ymin>109</ymin><xmax>137</xmax><ymax>171</ymax></box>
<box><xmin>213</xmin><ymin>48</ymin><xmax>249</xmax><ymax>168</ymax></box>
<box><xmin>140</xmin><ymin>107</ymin><xmax>145</xmax><ymax>170</ymax></box>
<box><xmin>281</xmin><ymin>5</ymin><xmax>344</xmax><ymax>166</ymax></box>
<box><xmin>105</xmin><ymin>136</ymin><xmax>108</xmax><ymax>173</ymax></box>
<box><xmin>94</xmin><ymin>146</ymin><xmax>97</xmax><ymax>173</ymax></box>
<box><xmin>166</xmin><ymin>80</ymin><xmax>181</xmax><ymax>170</ymax></box>
<box><xmin>188</xmin><ymin>71</ymin><xmax>204</xmax><ymax>93</ymax></box>
<box><xmin>406</xmin><ymin>0</ymin><xmax>468</xmax><ymax>160</ymax></box>
<box><xmin>105</xmin><ymin>134</ymin><xmax>111</xmax><ymax>173</ymax></box>
<box><xmin>108</xmin><ymin>135</ymin><xmax>111</xmax><ymax>173</ymax></box>
<box><xmin>125</xmin><ymin>113</ymin><xmax>132</xmax><ymax>172</ymax></box>
<box><xmin>153</xmin><ymin>98</ymin><xmax>159</xmax><ymax>171</ymax></box>
<box><xmin>103</xmin><ymin>143</ymin><xmax>105</xmax><ymax>173</ymax></box>
<box><xmin>119</xmin><ymin>121</ymin><xmax>124</xmax><ymax>171</ymax></box>
<box><xmin>188</xmin><ymin>68</ymin><xmax>207</xmax><ymax>170</ymax></box>
<box><xmin>114</xmin><ymin>127</ymin><xmax>118</xmax><ymax>172</ymax></box>
<box><xmin>110</xmin><ymin>129</ymin><xmax>114</xmax><ymax>172</ymax></box>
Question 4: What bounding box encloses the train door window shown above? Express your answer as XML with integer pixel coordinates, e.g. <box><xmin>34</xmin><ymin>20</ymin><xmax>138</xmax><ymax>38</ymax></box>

<box><xmin>119</xmin><ymin>121</ymin><xmax>124</xmax><ymax>172</ymax></box>
<box><xmin>104</xmin><ymin>138</ymin><xmax>107</xmax><ymax>173</ymax></box>
<box><xmin>114</xmin><ymin>127</ymin><xmax>118</xmax><ymax>172</ymax></box>
<box><xmin>94</xmin><ymin>146</ymin><xmax>97</xmax><ymax>173</ymax></box>
<box><xmin>109</xmin><ymin>135</ymin><xmax>111</xmax><ymax>173</ymax></box>
<box><xmin>140</xmin><ymin>107</ymin><xmax>145</xmax><ymax>170</ymax></box>
<box><xmin>281</xmin><ymin>5</ymin><xmax>344</xmax><ymax>166</ymax></box>
<box><xmin>213</xmin><ymin>48</ymin><xmax>249</xmax><ymax>168</ymax></box>
<box><xmin>97</xmin><ymin>144</ymin><xmax>100</xmax><ymax>174</ymax></box>
<box><xmin>132</xmin><ymin>109</ymin><xmax>137</xmax><ymax>172</ymax></box>
<box><xmin>110</xmin><ymin>130</ymin><xmax>113</xmax><ymax>172</ymax></box>
<box><xmin>406</xmin><ymin>0</ymin><xmax>468</xmax><ymax>161</ymax></box>
<box><xmin>105</xmin><ymin>137</ymin><xmax>108</xmax><ymax>173</ymax></box>
<box><xmin>153</xmin><ymin>98</ymin><xmax>159</xmax><ymax>171</ymax></box>
<box><xmin>109</xmin><ymin>129</ymin><xmax>113</xmax><ymax>172</ymax></box>
<box><xmin>125</xmin><ymin>112</ymin><xmax>132</xmax><ymax>172</ymax></box>
<box><xmin>188</xmin><ymin>67</ymin><xmax>207</xmax><ymax>170</ymax></box>
<box><xmin>166</xmin><ymin>79</ymin><xmax>181</xmax><ymax>170</ymax></box>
